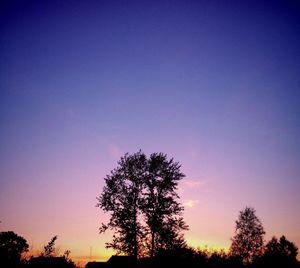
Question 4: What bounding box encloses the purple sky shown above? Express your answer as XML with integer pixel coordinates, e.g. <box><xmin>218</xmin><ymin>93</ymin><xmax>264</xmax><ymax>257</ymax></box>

<box><xmin>1</xmin><ymin>0</ymin><xmax>300</xmax><ymax>264</ymax></box>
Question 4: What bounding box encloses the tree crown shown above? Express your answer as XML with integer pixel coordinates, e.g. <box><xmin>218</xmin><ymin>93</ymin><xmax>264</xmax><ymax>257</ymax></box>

<box><xmin>97</xmin><ymin>151</ymin><xmax>188</xmax><ymax>259</ymax></box>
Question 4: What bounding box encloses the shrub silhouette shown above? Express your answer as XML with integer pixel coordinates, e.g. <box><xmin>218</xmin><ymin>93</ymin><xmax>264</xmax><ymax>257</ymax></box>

<box><xmin>43</xmin><ymin>235</ymin><xmax>58</xmax><ymax>257</ymax></box>
<box><xmin>0</xmin><ymin>231</ymin><xmax>29</xmax><ymax>268</ymax></box>
<box><xmin>259</xmin><ymin>235</ymin><xmax>299</xmax><ymax>267</ymax></box>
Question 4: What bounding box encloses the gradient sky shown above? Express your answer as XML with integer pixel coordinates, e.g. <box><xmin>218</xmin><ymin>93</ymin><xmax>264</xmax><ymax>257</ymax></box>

<box><xmin>1</xmin><ymin>0</ymin><xmax>300</xmax><ymax>265</ymax></box>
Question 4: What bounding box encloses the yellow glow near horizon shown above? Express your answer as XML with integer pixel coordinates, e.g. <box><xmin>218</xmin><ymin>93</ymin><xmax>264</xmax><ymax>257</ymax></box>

<box><xmin>186</xmin><ymin>237</ymin><xmax>229</xmax><ymax>252</ymax></box>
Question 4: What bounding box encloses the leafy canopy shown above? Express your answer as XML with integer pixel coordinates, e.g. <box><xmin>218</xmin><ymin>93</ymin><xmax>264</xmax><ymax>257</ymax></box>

<box><xmin>230</xmin><ymin>207</ymin><xmax>265</xmax><ymax>264</ymax></box>
<box><xmin>0</xmin><ymin>231</ymin><xmax>29</xmax><ymax>266</ymax></box>
<box><xmin>97</xmin><ymin>151</ymin><xmax>188</xmax><ymax>259</ymax></box>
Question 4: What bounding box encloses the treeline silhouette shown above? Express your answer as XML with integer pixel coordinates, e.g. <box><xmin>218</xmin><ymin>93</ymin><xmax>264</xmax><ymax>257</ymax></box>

<box><xmin>1</xmin><ymin>152</ymin><xmax>299</xmax><ymax>267</ymax></box>
<box><xmin>0</xmin><ymin>229</ymin><xmax>299</xmax><ymax>268</ymax></box>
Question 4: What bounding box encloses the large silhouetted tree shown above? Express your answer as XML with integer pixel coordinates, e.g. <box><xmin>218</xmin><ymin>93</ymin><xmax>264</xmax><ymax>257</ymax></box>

<box><xmin>0</xmin><ymin>231</ymin><xmax>29</xmax><ymax>267</ymax></box>
<box><xmin>142</xmin><ymin>153</ymin><xmax>188</xmax><ymax>257</ymax></box>
<box><xmin>97</xmin><ymin>151</ymin><xmax>188</xmax><ymax>259</ymax></box>
<box><xmin>97</xmin><ymin>151</ymin><xmax>147</xmax><ymax>259</ymax></box>
<box><xmin>230</xmin><ymin>207</ymin><xmax>265</xmax><ymax>265</ymax></box>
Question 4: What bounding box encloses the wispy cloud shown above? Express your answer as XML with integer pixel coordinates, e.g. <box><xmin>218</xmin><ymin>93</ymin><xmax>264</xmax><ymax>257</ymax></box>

<box><xmin>183</xmin><ymin>179</ymin><xmax>208</xmax><ymax>188</ymax></box>
<box><xmin>108</xmin><ymin>143</ymin><xmax>123</xmax><ymax>160</ymax></box>
<box><xmin>183</xmin><ymin>199</ymin><xmax>199</xmax><ymax>208</ymax></box>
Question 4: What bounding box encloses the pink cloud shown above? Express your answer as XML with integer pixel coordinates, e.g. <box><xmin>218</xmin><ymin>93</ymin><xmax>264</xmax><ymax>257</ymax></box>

<box><xmin>108</xmin><ymin>144</ymin><xmax>123</xmax><ymax>160</ymax></box>
<box><xmin>183</xmin><ymin>199</ymin><xmax>199</xmax><ymax>208</ymax></box>
<box><xmin>183</xmin><ymin>180</ymin><xmax>208</xmax><ymax>188</ymax></box>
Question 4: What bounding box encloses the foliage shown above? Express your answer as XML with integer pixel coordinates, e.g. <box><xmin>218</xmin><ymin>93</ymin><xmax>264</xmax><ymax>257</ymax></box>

<box><xmin>0</xmin><ymin>231</ymin><xmax>29</xmax><ymax>267</ymax></box>
<box><xmin>98</xmin><ymin>151</ymin><xmax>147</xmax><ymax>258</ymax></box>
<box><xmin>30</xmin><ymin>236</ymin><xmax>75</xmax><ymax>268</ymax></box>
<box><xmin>260</xmin><ymin>235</ymin><xmax>299</xmax><ymax>267</ymax></box>
<box><xmin>97</xmin><ymin>151</ymin><xmax>188</xmax><ymax>259</ymax></box>
<box><xmin>142</xmin><ymin>153</ymin><xmax>188</xmax><ymax>257</ymax></box>
<box><xmin>43</xmin><ymin>235</ymin><xmax>58</xmax><ymax>257</ymax></box>
<box><xmin>64</xmin><ymin>249</ymin><xmax>71</xmax><ymax>260</ymax></box>
<box><xmin>229</xmin><ymin>207</ymin><xmax>265</xmax><ymax>265</ymax></box>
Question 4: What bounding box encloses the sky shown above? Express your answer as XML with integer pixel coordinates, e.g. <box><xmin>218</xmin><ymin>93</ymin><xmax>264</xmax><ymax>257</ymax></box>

<box><xmin>1</xmin><ymin>0</ymin><xmax>300</xmax><ymax>265</ymax></box>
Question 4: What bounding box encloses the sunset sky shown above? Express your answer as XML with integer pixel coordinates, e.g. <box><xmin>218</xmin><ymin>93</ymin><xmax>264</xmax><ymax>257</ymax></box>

<box><xmin>1</xmin><ymin>0</ymin><xmax>300</xmax><ymax>265</ymax></box>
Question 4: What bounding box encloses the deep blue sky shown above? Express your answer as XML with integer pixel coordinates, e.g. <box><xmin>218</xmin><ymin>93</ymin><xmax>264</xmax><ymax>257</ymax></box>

<box><xmin>1</xmin><ymin>0</ymin><xmax>300</xmax><ymax>263</ymax></box>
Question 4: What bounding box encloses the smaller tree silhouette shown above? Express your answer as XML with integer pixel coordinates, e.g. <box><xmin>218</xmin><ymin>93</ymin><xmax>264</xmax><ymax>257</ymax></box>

<box><xmin>0</xmin><ymin>231</ymin><xmax>29</xmax><ymax>267</ymax></box>
<box><xmin>64</xmin><ymin>249</ymin><xmax>71</xmax><ymax>260</ymax></box>
<box><xmin>278</xmin><ymin>235</ymin><xmax>298</xmax><ymax>260</ymax></box>
<box><xmin>230</xmin><ymin>207</ymin><xmax>265</xmax><ymax>265</ymax></box>
<box><xmin>43</xmin><ymin>235</ymin><xmax>58</xmax><ymax>257</ymax></box>
<box><xmin>262</xmin><ymin>235</ymin><xmax>298</xmax><ymax>266</ymax></box>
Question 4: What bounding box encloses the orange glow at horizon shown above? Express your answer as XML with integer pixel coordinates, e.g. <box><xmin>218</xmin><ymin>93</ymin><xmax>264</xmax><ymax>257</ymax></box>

<box><xmin>185</xmin><ymin>237</ymin><xmax>229</xmax><ymax>252</ymax></box>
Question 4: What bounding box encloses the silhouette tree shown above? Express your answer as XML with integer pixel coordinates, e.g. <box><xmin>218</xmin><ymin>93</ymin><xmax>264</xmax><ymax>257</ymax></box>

<box><xmin>44</xmin><ymin>235</ymin><xmax>58</xmax><ymax>257</ymax></box>
<box><xmin>261</xmin><ymin>235</ymin><xmax>299</xmax><ymax>267</ymax></box>
<box><xmin>29</xmin><ymin>236</ymin><xmax>75</xmax><ymax>268</ymax></box>
<box><xmin>230</xmin><ymin>207</ymin><xmax>265</xmax><ymax>265</ymax></box>
<box><xmin>278</xmin><ymin>235</ymin><xmax>298</xmax><ymax>260</ymax></box>
<box><xmin>97</xmin><ymin>151</ymin><xmax>188</xmax><ymax>259</ymax></box>
<box><xmin>0</xmin><ymin>231</ymin><xmax>29</xmax><ymax>267</ymax></box>
<box><xmin>64</xmin><ymin>250</ymin><xmax>71</xmax><ymax>260</ymax></box>
<box><xmin>97</xmin><ymin>151</ymin><xmax>147</xmax><ymax>259</ymax></box>
<box><xmin>142</xmin><ymin>153</ymin><xmax>188</xmax><ymax>257</ymax></box>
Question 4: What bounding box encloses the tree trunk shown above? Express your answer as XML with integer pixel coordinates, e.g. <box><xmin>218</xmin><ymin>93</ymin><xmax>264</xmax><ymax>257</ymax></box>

<box><xmin>133</xmin><ymin>191</ymin><xmax>138</xmax><ymax>261</ymax></box>
<box><xmin>150</xmin><ymin>230</ymin><xmax>155</xmax><ymax>258</ymax></box>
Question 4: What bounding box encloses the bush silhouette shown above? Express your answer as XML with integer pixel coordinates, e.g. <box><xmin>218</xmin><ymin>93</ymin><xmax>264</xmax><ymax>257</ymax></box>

<box><xmin>0</xmin><ymin>231</ymin><xmax>29</xmax><ymax>268</ymax></box>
